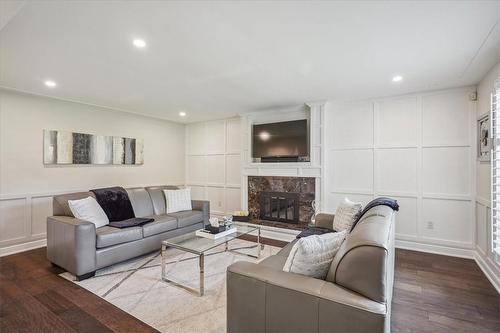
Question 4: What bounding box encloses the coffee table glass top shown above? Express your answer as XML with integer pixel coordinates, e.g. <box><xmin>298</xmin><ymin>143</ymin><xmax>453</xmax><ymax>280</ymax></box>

<box><xmin>162</xmin><ymin>223</ymin><xmax>259</xmax><ymax>254</ymax></box>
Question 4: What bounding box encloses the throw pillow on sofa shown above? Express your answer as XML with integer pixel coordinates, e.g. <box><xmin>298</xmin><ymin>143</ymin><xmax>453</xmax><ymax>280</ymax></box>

<box><xmin>332</xmin><ymin>198</ymin><xmax>362</xmax><ymax>232</ymax></box>
<box><xmin>164</xmin><ymin>188</ymin><xmax>192</xmax><ymax>213</ymax></box>
<box><xmin>68</xmin><ymin>196</ymin><xmax>109</xmax><ymax>228</ymax></box>
<box><xmin>283</xmin><ymin>230</ymin><xmax>347</xmax><ymax>279</ymax></box>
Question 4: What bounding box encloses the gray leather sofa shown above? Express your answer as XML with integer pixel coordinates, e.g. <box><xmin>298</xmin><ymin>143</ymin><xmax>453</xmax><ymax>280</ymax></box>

<box><xmin>47</xmin><ymin>185</ymin><xmax>209</xmax><ymax>280</ymax></box>
<box><xmin>227</xmin><ymin>205</ymin><xmax>396</xmax><ymax>333</ymax></box>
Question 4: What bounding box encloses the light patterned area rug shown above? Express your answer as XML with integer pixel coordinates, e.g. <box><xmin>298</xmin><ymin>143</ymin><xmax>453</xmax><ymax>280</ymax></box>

<box><xmin>60</xmin><ymin>239</ymin><xmax>280</xmax><ymax>333</ymax></box>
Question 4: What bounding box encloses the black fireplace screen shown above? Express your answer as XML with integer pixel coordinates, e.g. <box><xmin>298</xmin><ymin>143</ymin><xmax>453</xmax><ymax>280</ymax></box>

<box><xmin>260</xmin><ymin>191</ymin><xmax>299</xmax><ymax>223</ymax></box>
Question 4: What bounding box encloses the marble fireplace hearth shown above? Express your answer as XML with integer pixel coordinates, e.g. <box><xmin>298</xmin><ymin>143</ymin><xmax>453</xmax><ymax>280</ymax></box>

<box><xmin>247</xmin><ymin>176</ymin><xmax>315</xmax><ymax>230</ymax></box>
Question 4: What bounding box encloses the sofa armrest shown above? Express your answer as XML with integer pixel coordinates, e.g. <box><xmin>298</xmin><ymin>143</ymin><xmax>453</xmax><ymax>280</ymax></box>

<box><xmin>315</xmin><ymin>213</ymin><xmax>335</xmax><ymax>230</ymax></box>
<box><xmin>227</xmin><ymin>261</ymin><xmax>387</xmax><ymax>333</ymax></box>
<box><xmin>46</xmin><ymin>216</ymin><xmax>97</xmax><ymax>277</ymax></box>
<box><xmin>191</xmin><ymin>200</ymin><xmax>210</xmax><ymax>225</ymax></box>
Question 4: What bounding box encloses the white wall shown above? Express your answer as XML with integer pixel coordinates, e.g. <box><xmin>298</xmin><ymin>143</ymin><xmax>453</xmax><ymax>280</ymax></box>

<box><xmin>324</xmin><ymin>87</ymin><xmax>476</xmax><ymax>256</ymax></box>
<box><xmin>185</xmin><ymin>118</ymin><xmax>242</xmax><ymax>216</ymax></box>
<box><xmin>475</xmin><ymin>60</ymin><xmax>500</xmax><ymax>291</ymax></box>
<box><xmin>0</xmin><ymin>89</ymin><xmax>185</xmax><ymax>255</ymax></box>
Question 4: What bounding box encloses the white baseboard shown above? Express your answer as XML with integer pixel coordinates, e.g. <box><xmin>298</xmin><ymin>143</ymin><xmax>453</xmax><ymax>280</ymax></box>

<box><xmin>395</xmin><ymin>239</ymin><xmax>475</xmax><ymax>259</ymax></box>
<box><xmin>0</xmin><ymin>239</ymin><xmax>46</xmax><ymax>257</ymax></box>
<box><xmin>474</xmin><ymin>250</ymin><xmax>500</xmax><ymax>294</ymax></box>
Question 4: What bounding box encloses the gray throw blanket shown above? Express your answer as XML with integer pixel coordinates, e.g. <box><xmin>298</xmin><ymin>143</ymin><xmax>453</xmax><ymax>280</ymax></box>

<box><xmin>91</xmin><ymin>186</ymin><xmax>135</xmax><ymax>222</ymax></box>
<box><xmin>109</xmin><ymin>218</ymin><xmax>154</xmax><ymax>228</ymax></box>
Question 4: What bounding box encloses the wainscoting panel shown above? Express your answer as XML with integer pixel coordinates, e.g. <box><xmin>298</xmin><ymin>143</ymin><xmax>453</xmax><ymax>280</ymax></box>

<box><xmin>376</xmin><ymin>148</ymin><xmax>418</xmax><ymax>193</ymax></box>
<box><xmin>422</xmin><ymin>90</ymin><xmax>470</xmax><ymax>146</ymax></box>
<box><xmin>0</xmin><ymin>198</ymin><xmax>27</xmax><ymax>246</ymax></box>
<box><xmin>422</xmin><ymin>147</ymin><xmax>471</xmax><ymax>196</ymax></box>
<box><xmin>376</xmin><ymin>96</ymin><xmax>418</xmax><ymax>147</ymax></box>
<box><xmin>187</xmin><ymin>155</ymin><xmax>206</xmax><ymax>184</ymax></box>
<box><xmin>31</xmin><ymin>196</ymin><xmax>52</xmax><ymax>238</ymax></box>
<box><xmin>205</xmin><ymin>155</ymin><xmax>225</xmax><ymax>185</ymax></box>
<box><xmin>330</xmin><ymin>101</ymin><xmax>373</xmax><ymax>148</ymax></box>
<box><xmin>421</xmin><ymin>199</ymin><xmax>473</xmax><ymax>245</ymax></box>
<box><xmin>225</xmin><ymin>154</ymin><xmax>241</xmax><ymax>186</ymax></box>
<box><xmin>331</xmin><ymin>149</ymin><xmax>374</xmax><ymax>193</ymax></box>
<box><xmin>391</xmin><ymin>196</ymin><xmax>418</xmax><ymax>238</ymax></box>
<box><xmin>206</xmin><ymin>186</ymin><xmax>226</xmax><ymax>214</ymax></box>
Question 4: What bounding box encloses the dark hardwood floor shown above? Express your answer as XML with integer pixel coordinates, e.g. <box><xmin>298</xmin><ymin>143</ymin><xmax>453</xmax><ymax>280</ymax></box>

<box><xmin>0</xmin><ymin>241</ymin><xmax>499</xmax><ymax>332</ymax></box>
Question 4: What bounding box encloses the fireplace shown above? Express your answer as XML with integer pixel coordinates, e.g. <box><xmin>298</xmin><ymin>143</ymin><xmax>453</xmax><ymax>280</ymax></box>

<box><xmin>260</xmin><ymin>191</ymin><xmax>300</xmax><ymax>223</ymax></box>
<box><xmin>248</xmin><ymin>176</ymin><xmax>315</xmax><ymax>229</ymax></box>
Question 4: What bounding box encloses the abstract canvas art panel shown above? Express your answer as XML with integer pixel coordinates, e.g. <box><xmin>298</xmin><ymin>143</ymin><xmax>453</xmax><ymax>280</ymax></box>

<box><xmin>43</xmin><ymin>130</ymin><xmax>144</xmax><ymax>165</ymax></box>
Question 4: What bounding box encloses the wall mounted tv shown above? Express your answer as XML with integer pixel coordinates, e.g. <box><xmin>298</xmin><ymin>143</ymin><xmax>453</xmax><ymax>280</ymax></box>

<box><xmin>252</xmin><ymin>119</ymin><xmax>309</xmax><ymax>163</ymax></box>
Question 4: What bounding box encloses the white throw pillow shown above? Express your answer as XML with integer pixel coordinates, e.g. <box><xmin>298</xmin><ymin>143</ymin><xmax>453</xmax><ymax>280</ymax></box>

<box><xmin>164</xmin><ymin>188</ymin><xmax>192</xmax><ymax>213</ymax></box>
<box><xmin>283</xmin><ymin>231</ymin><xmax>347</xmax><ymax>279</ymax></box>
<box><xmin>332</xmin><ymin>198</ymin><xmax>362</xmax><ymax>232</ymax></box>
<box><xmin>68</xmin><ymin>196</ymin><xmax>109</xmax><ymax>228</ymax></box>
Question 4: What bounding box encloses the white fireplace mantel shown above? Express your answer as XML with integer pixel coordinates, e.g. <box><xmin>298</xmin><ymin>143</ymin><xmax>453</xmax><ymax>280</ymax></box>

<box><xmin>240</xmin><ymin>102</ymin><xmax>327</xmax><ymax>212</ymax></box>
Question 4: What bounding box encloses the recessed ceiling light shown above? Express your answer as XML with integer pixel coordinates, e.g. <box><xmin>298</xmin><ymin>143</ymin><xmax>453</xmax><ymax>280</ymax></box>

<box><xmin>44</xmin><ymin>80</ymin><xmax>57</xmax><ymax>87</ymax></box>
<box><xmin>179</xmin><ymin>111</ymin><xmax>186</xmax><ymax>117</ymax></box>
<box><xmin>392</xmin><ymin>75</ymin><xmax>403</xmax><ymax>82</ymax></box>
<box><xmin>133</xmin><ymin>39</ymin><xmax>146</xmax><ymax>48</ymax></box>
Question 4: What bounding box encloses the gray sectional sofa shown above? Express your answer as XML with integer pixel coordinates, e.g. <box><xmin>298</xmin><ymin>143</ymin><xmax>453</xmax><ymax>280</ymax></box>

<box><xmin>47</xmin><ymin>185</ymin><xmax>209</xmax><ymax>279</ymax></box>
<box><xmin>227</xmin><ymin>205</ymin><xmax>396</xmax><ymax>333</ymax></box>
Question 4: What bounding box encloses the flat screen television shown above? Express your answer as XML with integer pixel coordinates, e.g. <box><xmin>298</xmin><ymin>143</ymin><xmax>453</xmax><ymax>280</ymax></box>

<box><xmin>252</xmin><ymin>119</ymin><xmax>309</xmax><ymax>162</ymax></box>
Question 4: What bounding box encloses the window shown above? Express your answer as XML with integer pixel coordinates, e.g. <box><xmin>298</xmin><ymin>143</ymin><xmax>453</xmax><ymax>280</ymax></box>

<box><xmin>491</xmin><ymin>78</ymin><xmax>500</xmax><ymax>261</ymax></box>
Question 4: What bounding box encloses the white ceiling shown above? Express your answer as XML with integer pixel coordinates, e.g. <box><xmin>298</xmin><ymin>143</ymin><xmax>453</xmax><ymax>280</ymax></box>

<box><xmin>1</xmin><ymin>1</ymin><xmax>500</xmax><ymax>123</ymax></box>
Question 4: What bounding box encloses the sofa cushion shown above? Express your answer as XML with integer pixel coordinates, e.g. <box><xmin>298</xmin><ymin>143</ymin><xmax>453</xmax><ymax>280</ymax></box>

<box><xmin>96</xmin><ymin>226</ymin><xmax>143</xmax><ymax>248</ymax></box>
<box><xmin>126</xmin><ymin>187</ymin><xmax>154</xmax><ymax>217</ymax></box>
<box><xmin>167</xmin><ymin>210</ymin><xmax>203</xmax><ymax>228</ymax></box>
<box><xmin>142</xmin><ymin>215</ymin><xmax>177</xmax><ymax>237</ymax></box>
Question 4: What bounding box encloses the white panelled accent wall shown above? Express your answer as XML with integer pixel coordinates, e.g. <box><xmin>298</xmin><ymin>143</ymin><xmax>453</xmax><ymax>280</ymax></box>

<box><xmin>185</xmin><ymin>118</ymin><xmax>242</xmax><ymax>216</ymax></box>
<box><xmin>324</xmin><ymin>87</ymin><xmax>476</xmax><ymax>257</ymax></box>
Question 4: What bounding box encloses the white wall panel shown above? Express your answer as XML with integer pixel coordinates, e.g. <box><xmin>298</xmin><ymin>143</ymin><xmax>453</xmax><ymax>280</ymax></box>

<box><xmin>331</xmin><ymin>150</ymin><xmax>373</xmax><ymax>192</ymax></box>
<box><xmin>422</xmin><ymin>199</ymin><xmax>472</xmax><ymax>244</ymax></box>
<box><xmin>205</xmin><ymin>120</ymin><xmax>226</xmax><ymax>154</ymax></box>
<box><xmin>376</xmin><ymin>97</ymin><xmax>417</xmax><ymax>147</ymax></box>
<box><xmin>0</xmin><ymin>198</ymin><xmax>26</xmax><ymax>243</ymax></box>
<box><xmin>422</xmin><ymin>147</ymin><xmax>470</xmax><ymax>196</ymax></box>
<box><xmin>377</xmin><ymin>149</ymin><xmax>417</xmax><ymax>194</ymax></box>
<box><xmin>189</xmin><ymin>186</ymin><xmax>206</xmax><ymax>200</ymax></box>
<box><xmin>392</xmin><ymin>196</ymin><xmax>417</xmax><ymax>237</ymax></box>
<box><xmin>187</xmin><ymin>122</ymin><xmax>206</xmax><ymax>155</ymax></box>
<box><xmin>422</xmin><ymin>90</ymin><xmax>470</xmax><ymax>146</ymax></box>
<box><xmin>205</xmin><ymin>155</ymin><xmax>225</xmax><ymax>185</ymax></box>
<box><xmin>226</xmin><ymin>118</ymin><xmax>242</xmax><ymax>153</ymax></box>
<box><xmin>226</xmin><ymin>154</ymin><xmax>241</xmax><ymax>186</ymax></box>
<box><xmin>477</xmin><ymin>163</ymin><xmax>491</xmax><ymax>200</ymax></box>
<box><xmin>31</xmin><ymin>196</ymin><xmax>52</xmax><ymax>237</ymax></box>
<box><xmin>331</xmin><ymin>102</ymin><xmax>373</xmax><ymax>148</ymax></box>
<box><xmin>207</xmin><ymin>187</ymin><xmax>225</xmax><ymax>213</ymax></box>
<box><xmin>187</xmin><ymin>155</ymin><xmax>206</xmax><ymax>184</ymax></box>
<box><xmin>476</xmin><ymin>202</ymin><xmax>488</xmax><ymax>253</ymax></box>
<box><xmin>226</xmin><ymin>188</ymin><xmax>241</xmax><ymax>212</ymax></box>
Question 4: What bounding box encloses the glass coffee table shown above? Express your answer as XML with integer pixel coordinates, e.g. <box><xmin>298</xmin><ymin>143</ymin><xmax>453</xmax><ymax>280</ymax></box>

<box><xmin>161</xmin><ymin>223</ymin><xmax>261</xmax><ymax>296</ymax></box>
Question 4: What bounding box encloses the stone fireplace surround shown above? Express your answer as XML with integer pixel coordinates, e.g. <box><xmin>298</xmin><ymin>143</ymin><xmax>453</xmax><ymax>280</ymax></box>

<box><xmin>248</xmin><ymin>176</ymin><xmax>315</xmax><ymax>230</ymax></box>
